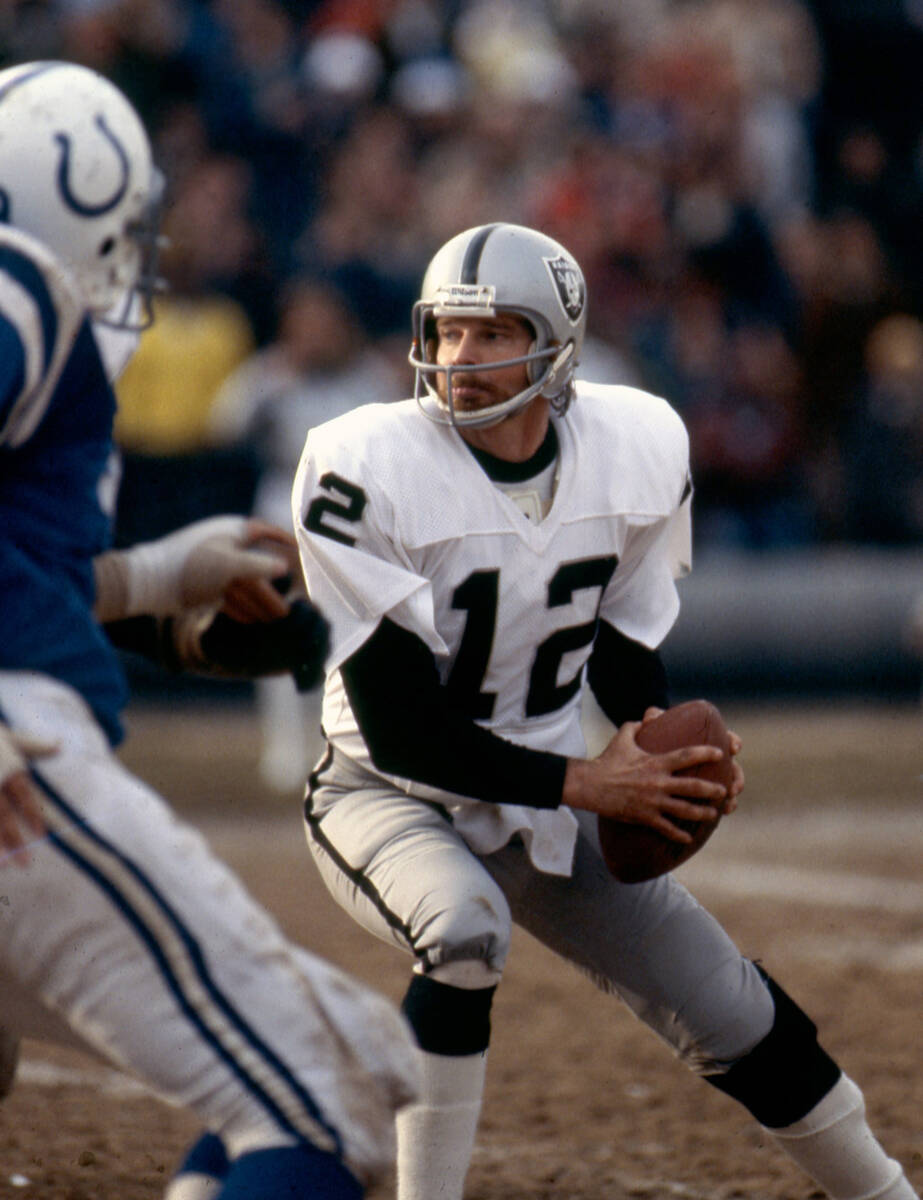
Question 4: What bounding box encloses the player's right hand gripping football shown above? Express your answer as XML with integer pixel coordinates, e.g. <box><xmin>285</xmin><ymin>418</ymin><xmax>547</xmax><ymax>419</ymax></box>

<box><xmin>562</xmin><ymin>720</ymin><xmax>730</xmax><ymax>844</ymax></box>
<box><xmin>0</xmin><ymin>726</ymin><xmax>55</xmax><ymax>867</ymax></box>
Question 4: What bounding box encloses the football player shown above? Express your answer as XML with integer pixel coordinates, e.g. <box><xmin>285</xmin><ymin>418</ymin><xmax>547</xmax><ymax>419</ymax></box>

<box><xmin>293</xmin><ymin>222</ymin><xmax>919</xmax><ymax>1200</ymax></box>
<box><xmin>0</xmin><ymin>60</ymin><xmax>418</xmax><ymax>1198</ymax></box>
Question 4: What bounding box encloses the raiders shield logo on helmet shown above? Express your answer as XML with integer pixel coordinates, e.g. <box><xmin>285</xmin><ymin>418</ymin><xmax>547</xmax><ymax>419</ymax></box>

<box><xmin>544</xmin><ymin>254</ymin><xmax>585</xmax><ymax>324</ymax></box>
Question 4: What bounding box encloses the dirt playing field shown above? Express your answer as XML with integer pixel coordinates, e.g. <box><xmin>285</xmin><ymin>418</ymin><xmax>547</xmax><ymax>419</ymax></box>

<box><xmin>1</xmin><ymin>698</ymin><xmax>921</xmax><ymax>1199</ymax></box>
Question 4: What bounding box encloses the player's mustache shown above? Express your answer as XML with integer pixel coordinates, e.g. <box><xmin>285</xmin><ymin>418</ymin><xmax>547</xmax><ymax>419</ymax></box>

<box><xmin>438</xmin><ymin>368</ymin><xmax>501</xmax><ymax>395</ymax></box>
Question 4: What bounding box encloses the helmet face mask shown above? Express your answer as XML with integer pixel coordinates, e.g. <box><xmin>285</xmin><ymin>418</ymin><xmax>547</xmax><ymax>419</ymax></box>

<box><xmin>0</xmin><ymin>61</ymin><xmax>164</xmax><ymax>329</ymax></box>
<box><xmin>409</xmin><ymin>224</ymin><xmax>586</xmax><ymax>429</ymax></box>
<box><xmin>95</xmin><ymin>164</ymin><xmax>166</xmax><ymax>331</ymax></box>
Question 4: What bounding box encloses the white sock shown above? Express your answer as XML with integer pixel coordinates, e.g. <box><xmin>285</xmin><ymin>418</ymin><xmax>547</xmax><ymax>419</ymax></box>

<box><xmin>396</xmin><ymin>1049</ymin><xmax>487</xmax><ymax>1200</ymax></box>
<box><xmin>162</xmin><ymin>1173</ymin><xmax>223</xmax><ymax>1200</ymax></box>
<box><xmin>767</xmin><ymin>1075</ymin><xmax>919</xmax><ymax>1200</ymax></box>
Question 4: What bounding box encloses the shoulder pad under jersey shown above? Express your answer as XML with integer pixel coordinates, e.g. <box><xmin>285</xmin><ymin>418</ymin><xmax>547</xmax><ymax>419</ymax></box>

<box><xmin>0</xmin><ymin>225</ymin><xmax>86</xmax><ymax>448</ymax></box>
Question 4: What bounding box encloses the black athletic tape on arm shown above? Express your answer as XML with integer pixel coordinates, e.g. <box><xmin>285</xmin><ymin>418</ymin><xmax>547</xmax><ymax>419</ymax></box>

<box><xmin>341</xmin><ymin>617</ymin><xmax>567</xmax><ymax>808</ymax></box>
<box><xmin>705</xmin><ymin>966</ymin><xmax>842</xmax><ymax>1127</ymax></box>
<box><xmin>401</xmin><ymin>974</ymin><xmax>496</xmax><ymax>1056</ymax></box>
<box><xmin>587</xmin><ymin>621</ymin><xmax>670</xmax><ymax>726</ymax></box>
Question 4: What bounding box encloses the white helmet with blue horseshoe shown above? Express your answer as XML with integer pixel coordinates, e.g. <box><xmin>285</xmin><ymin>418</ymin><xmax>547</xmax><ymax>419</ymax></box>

<box><xmin>0</xmin><ymin>60</ymin><xmax>163</xmax><ymax>327</ymax></box>
<box><xmin>409</xmin><ymin>222</ymin><xmax>587</xmax><ymax>428</ymax></box>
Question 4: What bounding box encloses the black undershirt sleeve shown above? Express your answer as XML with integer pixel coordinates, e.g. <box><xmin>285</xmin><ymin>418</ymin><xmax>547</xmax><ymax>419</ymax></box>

<box><xmin>104</xmin><ymin>615</ymin><xmax>179</xmax><ymax>669</ymax></box>
<box><xmin>340</xmin><ymin>617</ymin><xmax>567</xmax><ymax>809</ymax></box>
<box><xmin>586</xmin><ymin>620</ymin><xmax>670</xmax><ymax>726</ymax></box>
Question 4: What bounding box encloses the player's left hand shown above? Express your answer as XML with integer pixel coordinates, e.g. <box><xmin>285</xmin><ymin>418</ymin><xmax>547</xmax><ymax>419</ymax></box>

<box><xmin>0</xmin><ymin>727</ymin><xmax>55</xmax><ymax>867</ymax></box>
<box><xmin>725</xmin><ymin>729</ymin><xmax>744</xmax><ymax>813</ymax></box>
<box><xmin>642</xmin><ymin>707</ymin><xmax>743</xmax><ymax>813</ymax></box>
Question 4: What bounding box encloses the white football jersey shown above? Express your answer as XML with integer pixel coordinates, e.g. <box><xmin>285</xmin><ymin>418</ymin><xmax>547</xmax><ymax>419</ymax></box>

<box><xmin>293</xmin><ymin>381</ymin><xmax>691</xmax><ymax>874</ymax></box>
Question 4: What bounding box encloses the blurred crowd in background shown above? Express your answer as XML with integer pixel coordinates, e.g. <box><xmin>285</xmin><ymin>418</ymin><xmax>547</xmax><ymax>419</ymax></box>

<box><xmin>3</xmin><ymin>0</ymin><xmax>922</xmax><ymax>555</ymax></box>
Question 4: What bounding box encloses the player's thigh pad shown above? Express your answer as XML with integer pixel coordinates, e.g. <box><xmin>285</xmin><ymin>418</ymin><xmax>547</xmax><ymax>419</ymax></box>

<box><xmin>483</xmin><ymin>810</ymin><xmax>774</xmax><ymax>1073</ymax></box>
<box><xmin>307</xmin><ymin>752</ymin><xmax>512</xmax><ymax>977</ymax></box>
<box><xmin>0</xmin><ymin>673</ymin><xmax>414</xmax><ymax>1183</ymax></box>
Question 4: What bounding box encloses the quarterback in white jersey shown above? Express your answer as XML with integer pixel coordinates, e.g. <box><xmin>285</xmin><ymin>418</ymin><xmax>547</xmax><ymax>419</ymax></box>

<box><xmin>294</xmin><ymin>223</ymin><xmax>920</xmax><ymax>1200</ymax></box>
<box><xmin>0</xmin><ymin>61</ymin><xmax>418</xmax><ymax>1200</ymax></box>
<box><xmin>298</xmin><ymin>381</ymin><xmax>690</xmax><ymax>875</ymax></box>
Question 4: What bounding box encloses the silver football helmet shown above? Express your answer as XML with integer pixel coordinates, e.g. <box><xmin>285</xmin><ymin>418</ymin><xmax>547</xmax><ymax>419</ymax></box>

<box><xmin>409</xmin><ymin>223</ymin><xmax>587</xmax><ymax>428</ymax></box>
<box><xmin>0</xmin><ymin>60</ymin><xmax>163</xmax><ymax>328</ymax></box>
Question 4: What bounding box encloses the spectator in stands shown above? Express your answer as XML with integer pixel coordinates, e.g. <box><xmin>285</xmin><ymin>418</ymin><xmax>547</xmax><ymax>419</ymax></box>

<box><xmin>113</xmin><ymin>154</ymin><xmax>261</xmax><ymax>544</ymax></box>
<box><xmin>684</xmin><ymin>317</ymin><xmax>815</xmax><ymax>550</ymax></box>
<box><xmin>841</xmin><ymin>314</ymin><xmax>923</xmax><ymax>545</ymax></box>
<box><xmin>116</xmin><ymin>156</ymin><xmax>258</xmax><ymax>456</ymax></box>
<box><xmin>4</xmin><ymin>0</ymin><xmax>918</xmax><ymax>556</ymax></box>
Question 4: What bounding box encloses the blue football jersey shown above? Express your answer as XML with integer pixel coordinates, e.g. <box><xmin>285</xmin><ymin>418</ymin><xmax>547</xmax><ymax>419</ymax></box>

<box><xmin>0</xmin><ymin>226</ymin><xmax>128</xmax><ymax>744</ymax></box>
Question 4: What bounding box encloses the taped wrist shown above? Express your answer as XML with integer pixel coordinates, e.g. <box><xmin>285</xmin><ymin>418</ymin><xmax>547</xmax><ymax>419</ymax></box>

<box><xmin>705</xmin><ymin>966</ymin><xmax>842</xmax><ymax>1128</ymax></box>
<box><xmin>94</xmin><ymin>538</ymin><xmax>198</xmax><ymax>621</ymax></box>
<box><xmin>120</xmin><ymin>516</ymin><xmax>252</xmax><ymax>617</ymax></box>
<box><xmin>93</xmin><ymin>549</ymin><xmax>133</xmax><ymax>623</ymax></box>
<box><xmin>401</xmin><ymin>975</ymin><xmax>496</xmax><ymax>1057</ymax></box>
<box><xmin>94</xmin><ymin>516</ymin><xmax>289</xmax><ymax>622</ymax></box>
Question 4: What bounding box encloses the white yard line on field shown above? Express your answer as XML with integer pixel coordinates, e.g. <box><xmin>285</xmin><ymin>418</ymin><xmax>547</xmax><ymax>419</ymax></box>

<box><xmin>14</xmin><ymin>1058</ymin><xmax>150</xmax><ymax>1097</ymax></box>
<box><xmin>678</xmin><ymin>859</ymin><xmax>923</xmax><ymax>914</ymax></box>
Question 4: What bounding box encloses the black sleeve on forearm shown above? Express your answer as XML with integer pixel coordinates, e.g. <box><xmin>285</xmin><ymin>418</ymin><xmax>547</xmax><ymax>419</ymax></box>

<box><xmin>104</xmin><ymin>615</ymin><xmax>179</xmax><ymax>669</ymax></box>
<box><xmin>340</xmin><ymin>618</ymin><xmax>567</xmax><ymax>809</ymax></box>
<box><xmin>105</xmin><ymin>602</ymin><xmax>329</xmax><ymax>690</ymax></box>
<box><xmin>586</xmin><ymin>620</ymin><xmax>670</xmax><ymax>726</ymax></box>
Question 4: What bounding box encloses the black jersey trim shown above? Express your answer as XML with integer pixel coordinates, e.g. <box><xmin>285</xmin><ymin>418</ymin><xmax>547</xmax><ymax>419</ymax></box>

<box><xmin>465</xmin><ymin>422</ymin><xmax>558</xmax><ymax>483</ymax></box>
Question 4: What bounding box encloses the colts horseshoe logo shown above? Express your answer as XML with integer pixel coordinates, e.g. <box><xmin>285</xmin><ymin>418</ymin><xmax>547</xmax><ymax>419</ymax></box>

<box><xmin>55</xmin><ymin>114</ymin><xmax>129</xmax><ymax>216</ymax></box>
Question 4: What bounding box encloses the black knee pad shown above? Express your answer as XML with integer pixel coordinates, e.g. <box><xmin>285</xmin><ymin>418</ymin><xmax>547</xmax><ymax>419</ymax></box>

<box><xmin>705</xmin><ymin>966</ymin><xmax>841</xmax><ymax>1128</ymax></box>
<box><xmin>401</xmin><ymin>973</ymin><xmax>496</xmax><ymax>1057</ymax></box>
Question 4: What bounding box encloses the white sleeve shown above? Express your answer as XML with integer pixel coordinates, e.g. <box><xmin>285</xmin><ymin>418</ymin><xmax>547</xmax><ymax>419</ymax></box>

<box><xmin>600</xmin><ymin>457</ymin><xmax>692</xmax><ymax>650</ymax></box>
<box><xmin>292</xmin><ymin>433</ymin><xmax>448</xmax><ymax>674</ymax></box>
<box><xmin>667</xmin><ymin>489</ymin><xmax>693</xmax><ymax>579</ymax></box>
<box><xmin>599</xmin><ymin>514</ymin><xmax>682</xmax><ymax>650</ymax></box>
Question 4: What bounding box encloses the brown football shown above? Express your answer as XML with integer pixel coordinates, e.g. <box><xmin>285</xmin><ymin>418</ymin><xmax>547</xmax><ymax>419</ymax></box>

<box><xmin>597</xmin><ymin>699</ymin><xmax>735</xmax><ymax>883</ymax></box>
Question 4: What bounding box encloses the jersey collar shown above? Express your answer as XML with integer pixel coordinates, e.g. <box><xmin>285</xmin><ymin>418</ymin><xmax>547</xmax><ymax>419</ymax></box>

<box><xmin>463</xmin><ymin>421</ymin><xmax>559</xmax><ymax>483</ymax></box>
